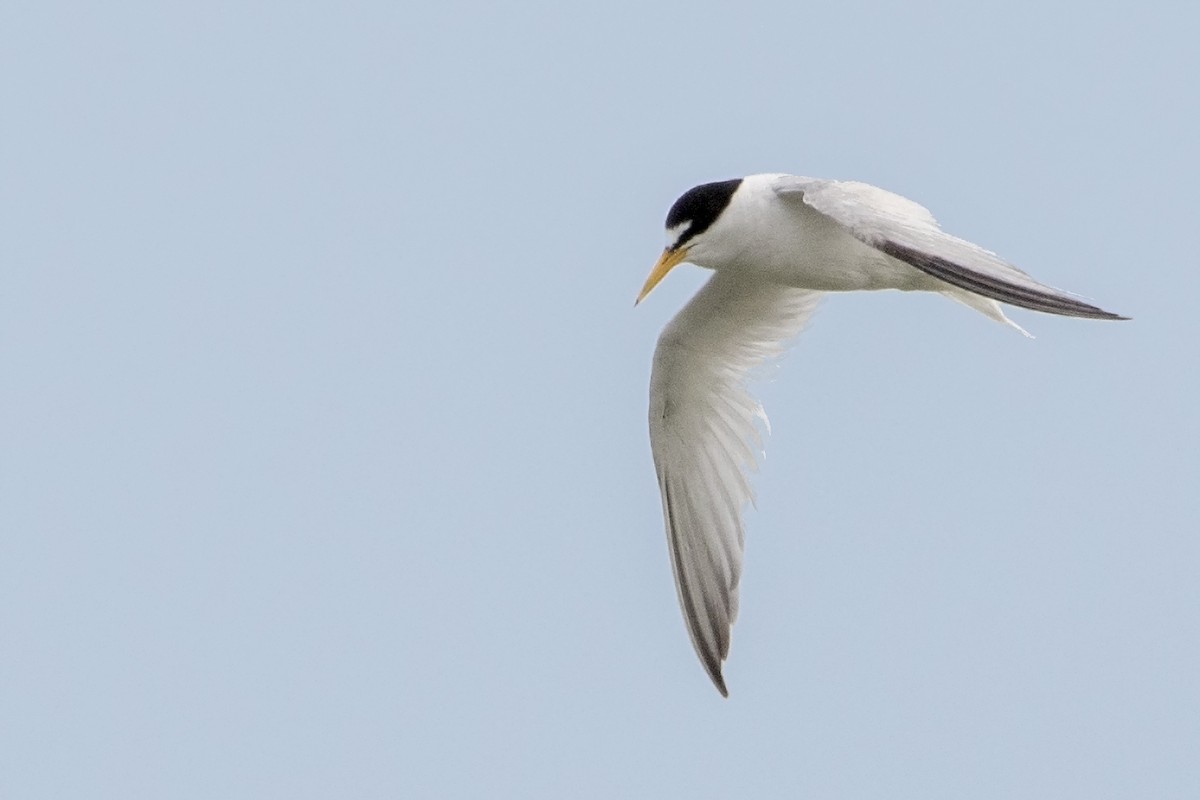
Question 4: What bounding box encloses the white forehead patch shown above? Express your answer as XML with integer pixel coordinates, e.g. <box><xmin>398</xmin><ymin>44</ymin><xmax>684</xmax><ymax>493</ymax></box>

<box><xmin>664</xmin><ymin>220</ymin><xmax>691</xmax><ymax>250</ymax></box>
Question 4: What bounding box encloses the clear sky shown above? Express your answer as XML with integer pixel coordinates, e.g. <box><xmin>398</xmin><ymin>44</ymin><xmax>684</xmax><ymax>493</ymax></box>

<box><xmin>3</xmin><ymin>2</ymin><xmax>1197</xmax><ymax>798</ymax></box>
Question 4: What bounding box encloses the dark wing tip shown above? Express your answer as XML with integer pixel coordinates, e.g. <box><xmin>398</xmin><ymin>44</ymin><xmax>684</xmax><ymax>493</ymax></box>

<box><xmin>694</xmin><ymin>626</ymin><xmax>730</xmax><ymax>697</ymax></box>
<box><xmin>878</xmin><ymin>239</ymin><xmax>1127</xmax><ymax>321</ymax></box>
<box><xmin>663</xmin><ymin>475</ymin><xmax>734</xmax><ymax>698</ymax></box>
<box><xmin>1069</xmin><ymin>308</ymin><xmax>1129</xmax><ymax>321</ymax></box>
<box><xmin>1065</xmin><ymin>306</ymin><xmax>1130</xmax><ymax>321</ymax></box>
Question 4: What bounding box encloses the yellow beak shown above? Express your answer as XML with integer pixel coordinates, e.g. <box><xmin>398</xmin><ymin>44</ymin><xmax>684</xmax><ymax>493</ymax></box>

<box><xmin>635</xmin><ymin>246</ymin><xmax>691</xmax><ymax>305</ymax></box>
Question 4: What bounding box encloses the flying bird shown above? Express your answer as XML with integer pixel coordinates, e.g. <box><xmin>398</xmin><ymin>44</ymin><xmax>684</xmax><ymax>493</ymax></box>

<box><xmin>637</xmin><ymin>174</ymin><xmax>1126</xmax><ymax>696</ymax></box>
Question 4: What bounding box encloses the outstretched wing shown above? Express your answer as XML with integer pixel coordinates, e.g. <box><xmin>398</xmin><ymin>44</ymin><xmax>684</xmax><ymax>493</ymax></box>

<box><xmin>649</xmin><ymin>271</ymin><xmax>821</xmax><ymax>695</ymax></box>
<box><xmin>771</xmin><ymin>175</ymin><xmax>1127</xmax><ymax>320</ymax></box>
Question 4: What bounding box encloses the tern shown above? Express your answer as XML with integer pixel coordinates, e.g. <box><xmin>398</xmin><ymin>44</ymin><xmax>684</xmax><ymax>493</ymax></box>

<box><xmin>636</xmin><ymin>174</ymin><xmax>1126</xmax><ymax>696</ymax></box>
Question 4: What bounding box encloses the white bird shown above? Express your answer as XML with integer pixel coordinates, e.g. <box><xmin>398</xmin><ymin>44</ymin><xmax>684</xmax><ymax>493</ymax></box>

<box><xmin>636</xmin><ymin>174</ymin><xmax>1126</xmax><ymax>696</ymax></box>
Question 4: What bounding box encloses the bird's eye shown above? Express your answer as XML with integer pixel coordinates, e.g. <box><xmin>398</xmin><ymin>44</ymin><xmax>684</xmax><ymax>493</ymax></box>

<box><xmin>665</xmin><ymin>220</ymin><xmax>692</xmax><ymax>251</ymax></box>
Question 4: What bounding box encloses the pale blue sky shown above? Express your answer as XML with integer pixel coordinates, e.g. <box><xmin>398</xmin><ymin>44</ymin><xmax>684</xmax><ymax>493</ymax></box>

<box><xmin>3</xmin><ymin>2</ymin><xmax>1197</xmax><ymax>797</ymax></box>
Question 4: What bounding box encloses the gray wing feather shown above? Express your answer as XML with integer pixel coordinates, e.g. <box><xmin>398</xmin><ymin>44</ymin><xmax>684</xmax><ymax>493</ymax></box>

<box><xmin>771</xmin><ymin>175</ymin><xmax>1127</xmax><ymax>320</ymax></box>
<box><xmin>650</xmin><ymin>271</ymin><xmax>821</xmax><ymax>695</ymax></box>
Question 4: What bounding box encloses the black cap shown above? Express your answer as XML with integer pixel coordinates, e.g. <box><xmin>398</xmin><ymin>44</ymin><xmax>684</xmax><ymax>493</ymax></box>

<box><xmin>664</xmin><ymin>179</ymin><xmax>743</xmax><ymax>251</ymax></box>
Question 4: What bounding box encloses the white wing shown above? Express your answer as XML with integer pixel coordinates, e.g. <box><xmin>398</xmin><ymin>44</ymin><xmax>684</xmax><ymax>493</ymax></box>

<box><xmin>771</xmin><ymin>175</ymin><xmax>1126</xmax><ymax>320</ymax></box>
<box><xmin>649</xmin><ymin>271</ymin><xmax>821</xmax><ymax>695</ymax></box>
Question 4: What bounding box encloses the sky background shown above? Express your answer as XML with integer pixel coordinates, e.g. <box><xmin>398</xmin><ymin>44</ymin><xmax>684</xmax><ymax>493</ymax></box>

<box><xmin>3</xmin><ymin>2</ymin><xmax>1197</xmax><ymax>797</ymax></box>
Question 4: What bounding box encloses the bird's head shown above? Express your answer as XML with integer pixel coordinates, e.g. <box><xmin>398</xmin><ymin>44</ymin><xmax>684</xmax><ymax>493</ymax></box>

<box><xmin>636</xmin><ymin>178</ymin><xmax>744</xmax><ymax>304</ymax></box>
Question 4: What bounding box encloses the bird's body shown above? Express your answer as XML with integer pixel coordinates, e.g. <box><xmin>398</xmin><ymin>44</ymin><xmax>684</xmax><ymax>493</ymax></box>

<box><xmin>637</xmin><ymin>174</ymin><xmax>1126</xmax><ymax>696</ymax></box>
<box><xmin>678</xmin><ymin>175</ymin><xmax>922</xmax><ymax>292</ymax></box>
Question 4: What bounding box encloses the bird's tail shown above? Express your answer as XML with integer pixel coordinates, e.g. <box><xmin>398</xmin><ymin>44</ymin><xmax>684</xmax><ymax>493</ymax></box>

<box><xmin>942</xmin><ymin>287</ymin><xmax>1033</xmax><ymax>338</ymax></box>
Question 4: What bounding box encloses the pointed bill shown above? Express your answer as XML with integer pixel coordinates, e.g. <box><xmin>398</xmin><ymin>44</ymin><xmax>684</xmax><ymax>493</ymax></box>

<box><xmin>636</xmin><ymin>247</ymin><xmax>691</xmax><ymax>305</ymax></box>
